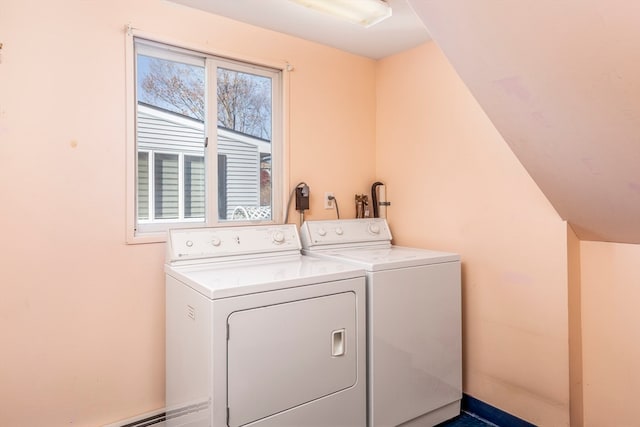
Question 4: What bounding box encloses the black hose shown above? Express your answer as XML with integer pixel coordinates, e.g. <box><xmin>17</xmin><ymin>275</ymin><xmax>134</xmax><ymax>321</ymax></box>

<box><xmin>371</xmin><ymin>181</ymin><xmax>384</xmax><ymax>218</ymax></box>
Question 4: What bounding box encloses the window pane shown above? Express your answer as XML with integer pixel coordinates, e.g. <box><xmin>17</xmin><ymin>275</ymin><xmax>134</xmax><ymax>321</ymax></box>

<box><xmin>184</xmin><ymin>155</ymin><xmax>205</xmax><ymax>219</ymax></box>
<box><xmin>260</xmin><ymin>153</ymin><xmax>271</xmax><ymax>207</ymax></box>
<box><xmin>217</xmin><ymin>68</ymin><xmax>272</xmax><ymax>221</ymax></box>
<box><xmin>137</xmin><ymin>152</ymin><xmax>149</xmax><ymax>220</ymax></box>
<box><xmin>131</xmin><ymin>38</ymin><xmax>282</xmax><ymax>235</ymax></box>
<box><xmin>137</xmin><ymin>54</ymin><xmax>205</xmax><ymax>121</ymax></box>
<box><xmin>154</xmin><ymin>153</ymin><xmax>179</xmax><ymax>219</ymax></box>
<box><xmin>135</xmin><ymin>43</ymin><xmax>206</xmax><ymax>226</ymax></box>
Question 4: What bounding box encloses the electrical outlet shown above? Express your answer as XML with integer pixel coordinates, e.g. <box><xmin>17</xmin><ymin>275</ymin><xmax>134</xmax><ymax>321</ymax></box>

<box><xmin>324</xmin><ymin>192</ymin><xmax>335</xmax><ymax>209</ymax></box>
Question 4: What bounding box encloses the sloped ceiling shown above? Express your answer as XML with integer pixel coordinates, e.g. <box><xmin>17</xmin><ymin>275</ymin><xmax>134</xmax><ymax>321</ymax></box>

<box><xmin>409</xmin><ymin>0</ymin><xmax>640</xmax><ymax>243</ymax></box>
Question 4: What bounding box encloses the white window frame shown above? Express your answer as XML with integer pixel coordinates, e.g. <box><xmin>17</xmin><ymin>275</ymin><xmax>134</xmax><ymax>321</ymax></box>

<box><xmin>125</xmin><ymin>29</ymin><xmax>288</xmax><ymax>244</ymax></box>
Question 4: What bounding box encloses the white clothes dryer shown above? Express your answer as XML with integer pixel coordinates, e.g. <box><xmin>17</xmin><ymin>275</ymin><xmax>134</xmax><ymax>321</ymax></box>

<box><xmin>165</xmin><ymin>224</ymin><xmax>367</xmax><ymax>427</ymax></box>
<box><xmin>300</xmin><ymin>218</ymin><xmax>461</xmax><ymax>427</ymax></box>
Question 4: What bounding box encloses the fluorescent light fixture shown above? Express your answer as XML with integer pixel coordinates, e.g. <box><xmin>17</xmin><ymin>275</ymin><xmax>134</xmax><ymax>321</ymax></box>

<box><xmin>289</xmin><ymin>0</ymin><xmax>392</xmax><ymax>28</ymax></box>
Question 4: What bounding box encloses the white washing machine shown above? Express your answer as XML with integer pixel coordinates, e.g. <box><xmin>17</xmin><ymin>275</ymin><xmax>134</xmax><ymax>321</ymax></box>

<box><xmin>165</xmin><ymin>224</ymin><xmax>367</xmax><ymax>427</ymax></box>
<box><xmin>300</xmin><ymin>218</ymin><xmax>461</xmax><ymax>427</ymax></box>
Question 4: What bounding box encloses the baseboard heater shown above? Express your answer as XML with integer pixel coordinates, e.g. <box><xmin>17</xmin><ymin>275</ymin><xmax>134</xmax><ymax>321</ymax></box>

<box><xmin>118</xmin><ymin>412</ymin><xmax>165</xmax><ymax>427</ymax></box>
<box><xmin>107</xmin><ymin>401</ymin><xmax>209</xmax><ymax>427</ymax></box>
<box><xmin>103</xmin><ymin>409</ymin><xmax>165</xmax><ymax>427</ymax></box>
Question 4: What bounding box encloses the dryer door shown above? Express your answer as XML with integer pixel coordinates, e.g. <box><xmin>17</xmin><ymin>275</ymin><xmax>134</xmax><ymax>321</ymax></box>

<box><xmin>227</xmin><ymin>291</ymin><xmax>357</xmax><ymax>427</ymax></box>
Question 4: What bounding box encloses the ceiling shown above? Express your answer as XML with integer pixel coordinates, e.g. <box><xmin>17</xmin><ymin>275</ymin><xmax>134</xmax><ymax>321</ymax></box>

<box><xmin>168</xmin><ymin>0</ymin><xmax>431</xmax><ymax>59</ymax></box>
<box><xmin>409</xmin><ymin>0</ymin><xmax>640</xmax><ymax>243</ymax></box>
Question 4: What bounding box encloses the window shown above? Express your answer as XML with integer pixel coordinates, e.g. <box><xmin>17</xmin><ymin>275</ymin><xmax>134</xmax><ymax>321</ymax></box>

<box><xmin>130</xmin><ymin>38</ymin><xmax>283</xmax><ymax>237</ymax></box>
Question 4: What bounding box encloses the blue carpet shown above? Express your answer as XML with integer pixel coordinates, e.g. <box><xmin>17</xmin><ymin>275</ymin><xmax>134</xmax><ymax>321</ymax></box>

<box><xmin>436</xmin><ymin>412</ymin><xmax>496</xmax><ymax>427</ymax></box>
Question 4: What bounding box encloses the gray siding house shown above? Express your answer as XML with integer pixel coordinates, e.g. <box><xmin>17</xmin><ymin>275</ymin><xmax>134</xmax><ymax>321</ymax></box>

<box><xmin>136</xmin><ymin>102</ymin><xmax>270</xmax><ymax>221</ymax></box>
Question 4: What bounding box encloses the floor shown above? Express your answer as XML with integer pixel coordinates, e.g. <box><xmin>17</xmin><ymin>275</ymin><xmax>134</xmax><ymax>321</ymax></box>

<box><xmin>121</xmin><ymin>411</ymin><xmax>500</xmax><ymax>427</ymax></box>
<box><xmin>436</xmin><ymin>412</ymin><xmax>498</xmax><ymax>427</ymax></box>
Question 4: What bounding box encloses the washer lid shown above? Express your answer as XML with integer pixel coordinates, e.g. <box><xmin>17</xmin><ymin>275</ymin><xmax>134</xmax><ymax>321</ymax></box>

<box><xmin>307</xmin><ymin>245</ymin><xmax>460</xmax><ymax>271</ymax></box>
<box><xmin>165</xmin><ymin>255</ymin><xmax>365</xmax><ymax>299</ymax></box>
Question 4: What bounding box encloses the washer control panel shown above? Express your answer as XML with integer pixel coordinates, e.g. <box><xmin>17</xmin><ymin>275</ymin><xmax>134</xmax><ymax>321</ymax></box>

<box><xmin>300</xmin><ymin>218</ymin><xmax>392</xmax><ymax>248</ymax></box>
<box><xmin>167</xmin><ymin>224</ymin><xmax>301</xmax><ymax>263</ymax></box>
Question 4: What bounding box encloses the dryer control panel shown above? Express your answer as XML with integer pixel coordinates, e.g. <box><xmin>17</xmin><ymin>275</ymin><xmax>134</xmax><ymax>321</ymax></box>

<box><xmin>167</xmin><ymin>224</ymin><xmax>301</xmax><ymax>264</ymax></box>
<box><xmin>300</xmin><ymin>218</ymin><xmax>392</xmax><ymax>248</ymax></box>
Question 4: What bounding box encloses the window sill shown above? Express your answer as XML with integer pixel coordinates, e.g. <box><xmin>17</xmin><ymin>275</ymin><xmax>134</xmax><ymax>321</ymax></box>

<box><xmin>127</xmin><ymin>230</ymin><xmax>167</xmax><ymax>245</ymax></box>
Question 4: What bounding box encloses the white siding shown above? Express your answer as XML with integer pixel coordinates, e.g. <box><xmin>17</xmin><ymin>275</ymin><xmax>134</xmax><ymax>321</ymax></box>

<box><xmin>137</xmin><ymin>107</ymin><xmax>204</xmax><ymax>155</ymax></box>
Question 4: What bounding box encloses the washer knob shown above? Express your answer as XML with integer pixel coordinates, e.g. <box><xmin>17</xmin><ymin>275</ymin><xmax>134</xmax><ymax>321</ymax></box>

<box><xmin>186</xmin><ymin>240</ymin><xmax>194</xmax><ymax>247</ymax></box>
<box><xmin>335</xmin><ymin>227</ymin><xmax>344</xmax><ymax>236</ymax></box>
<box><xmin>317</xmin><ymin>228</ymin><xmax>327</xmax><ymax>236</ymax></box>
<box><xmin>368</xmin><ymin>223</ymin><xmax>381</xmax><ymax>234</ymax></box>
<box><xmin>273</xmin><ymin>231</ymin><xmax>285</xmax><ymax>244</ymax></box>
<box><xmin>211</xmin><ymin>237</ymin><xmax>221</xmax><ymax>247</ymax></box>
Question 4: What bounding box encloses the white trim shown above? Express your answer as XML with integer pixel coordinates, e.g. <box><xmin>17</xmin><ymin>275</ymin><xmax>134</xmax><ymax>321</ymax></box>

<box><xmin>128</xmin><ymin>27</ymin><xmax>290</xmax><ymax>73</ymax></box>
<box><xmin>206</xmin><ymin>57</ymin><xmax>218</xmax><ymax>232</ymax></box>
<box><xmin>125</xmin><ymin>28</ymin><xmax>137</xmax><ymax>243</ymax></box>
<box><xmin>136</xmin><ymin>39</ymin><xmax>205</xmax><ymax>67</ymax></box>
<box><xmin>271</xmin><ymin>59</ymin><xmax>286</xmax><ymax>224</ymax></box>
<box><xmin>281</xmin><ymin>59</ymin><xmax>292</xmax><ymax>224</ymax></box>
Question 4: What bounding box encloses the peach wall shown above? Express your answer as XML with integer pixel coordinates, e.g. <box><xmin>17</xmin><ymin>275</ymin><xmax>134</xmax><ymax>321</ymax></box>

<box><xmin>375</xmin><ymin>42</ymin><xmax>570</xmax><ymax>426</ymax></box>
<box><xmin>567</xmin><ymin>226</ymin><xmax>584</xmax><ymax>426</ymax></box>
<box><xmin>0</xmin><ymin>1</ymin><xmax>375</xmax><ymax>425</ymax></box>
<box><xmin>581</xmin><ymin>241</ymin><xmax>640</xmax><ymax>426</ymax></box>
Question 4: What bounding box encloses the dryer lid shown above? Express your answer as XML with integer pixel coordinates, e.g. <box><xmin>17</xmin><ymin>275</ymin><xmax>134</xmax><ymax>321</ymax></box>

<box><xmin>166</xmin><ymin>255</ymin><xmax>365</xmax><ymax>299</ymax></box>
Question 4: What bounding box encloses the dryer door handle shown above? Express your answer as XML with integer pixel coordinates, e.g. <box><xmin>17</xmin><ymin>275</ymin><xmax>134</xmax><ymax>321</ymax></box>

<box><xmin>331</xmin><ymin>329</ymin><xmax>345</xmax><ymax>357</ymax></box>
